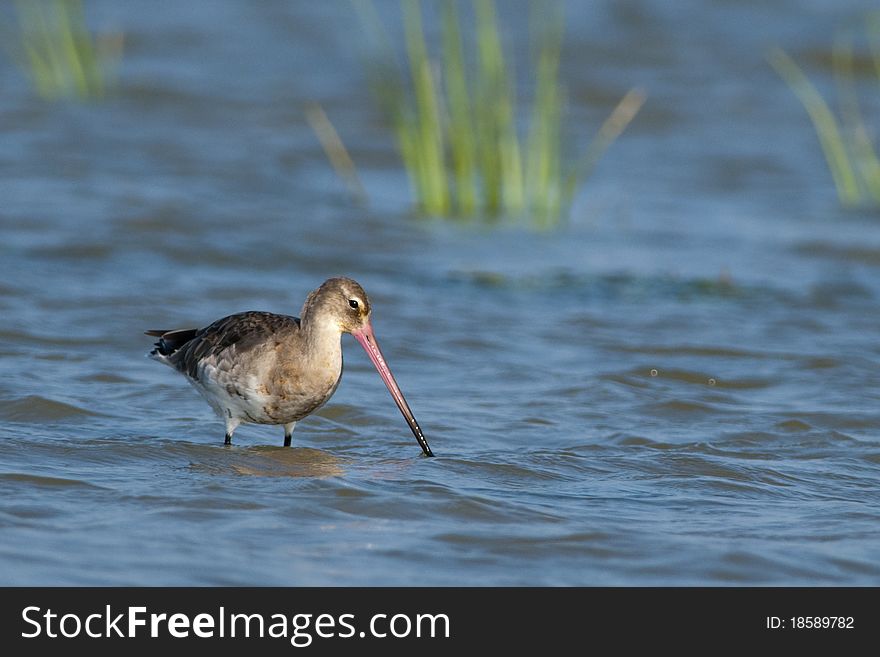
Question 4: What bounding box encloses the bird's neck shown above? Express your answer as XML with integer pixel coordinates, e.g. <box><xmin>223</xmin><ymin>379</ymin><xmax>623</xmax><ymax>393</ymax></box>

<box><xmin>299</xmin><ymin>314</ymin><xmax>344</xmax><ymax>370</ymax></box>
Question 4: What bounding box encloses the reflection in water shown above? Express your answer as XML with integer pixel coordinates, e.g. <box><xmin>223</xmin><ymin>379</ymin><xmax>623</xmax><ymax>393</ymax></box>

<box><xmin>228</xmin><ymin>447</ymin><xmax>346</xmax><ymax>478</ymax></box>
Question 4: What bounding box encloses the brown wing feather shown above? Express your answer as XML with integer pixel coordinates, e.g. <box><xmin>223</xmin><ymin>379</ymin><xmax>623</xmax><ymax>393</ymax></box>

<box><xmin>163</xmin><ymin>312</ymin><xmax>301</xmax><ymax>379</ymax></box>
<box><xmin>146</xmin><ymin>328</ymin><xmax>200</xmax><ymax>356</ymax></box>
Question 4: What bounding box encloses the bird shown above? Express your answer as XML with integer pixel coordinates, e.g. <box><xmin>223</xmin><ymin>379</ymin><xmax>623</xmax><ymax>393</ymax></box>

<box><xmin>145</xmin><ymin>277</ymin><xmax>434</xmax><ymax>456</ymax></box>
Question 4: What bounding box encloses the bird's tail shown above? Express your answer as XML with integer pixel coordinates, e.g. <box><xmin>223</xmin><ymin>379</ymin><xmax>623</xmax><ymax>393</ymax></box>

<box><xmin>145</xmin><ymin>328</ymin><xmax>199</xmax><ymax>357</ymax></box>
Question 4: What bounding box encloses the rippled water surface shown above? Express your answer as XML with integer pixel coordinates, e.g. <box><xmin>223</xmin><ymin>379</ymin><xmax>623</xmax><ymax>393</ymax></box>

<box><xmin>2</xmin><ymin>0</ymin><xmax>880</xmax><ymax>585</ymax></box>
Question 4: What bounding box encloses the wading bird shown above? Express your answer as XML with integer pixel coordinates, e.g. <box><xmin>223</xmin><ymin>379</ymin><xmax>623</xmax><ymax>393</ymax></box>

<box><xmin>145</xmin><ymin>277</ymin><xmax>434</xmax><ymax>456</ymax></box>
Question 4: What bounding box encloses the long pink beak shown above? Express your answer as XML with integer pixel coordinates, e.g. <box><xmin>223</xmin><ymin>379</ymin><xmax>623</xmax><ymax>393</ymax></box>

<box><xmin>351</xmin><ymin>321</ymin><xmax>434</xmax><ymax>457</ymax></box>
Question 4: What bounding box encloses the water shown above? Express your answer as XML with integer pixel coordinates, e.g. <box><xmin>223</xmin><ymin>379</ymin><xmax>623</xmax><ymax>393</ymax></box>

<box><xmin>2</xmin><ymin>0</ymin><xmax>880</xmax><ymax>585</ymax></box>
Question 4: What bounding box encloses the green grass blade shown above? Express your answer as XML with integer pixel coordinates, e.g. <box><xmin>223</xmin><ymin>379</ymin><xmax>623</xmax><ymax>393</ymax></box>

<box><xmin>832</xmin><ymin>34</ymin><xmax>880</xmax><ymax>204</ymax></box>
<box><xmin>305</xmin><ymin>102</ymin><xmax>369</xmax><ymax>206</ymax></box>
<box><xmin>526</xmin><ymin>2</ymin><xmax>563</xmax><ymax>226</ymax></box>
<box><xmin>475</xmin><ymin>0</ymin><xmax>523</xmax><ymax>214</ymax></box>
<box><xmin>442</xmin><ymin>0</ymin><xmax>477</xmax><ymax>215</ymax></box>
<box><xmin>768</xmin><ymin>47</ymin><xmax>861</xmax><ymax>206</ymax></box>
<box><xmin>12</xmin><ymin>0</ymin><xmax>118</xmax><ymax>101</ymax></box>
<box><xmin>474</xmin><ymin>0</ymin><xmax>505</xmax><ymax>215</ymax></box>
<box><xmin>55</xmin><ymin>0</ymin><xmax>93</xmax><ymax>98</ymax></box>
<box><xmin>403</xmin><ymin>1</ymin><xmax>449</xmax><ymax>214</ymax></box>
<box><xmin>562</xmin><ymin>88</ymin><xmax>645</xmax><ymax>212</ymax></box>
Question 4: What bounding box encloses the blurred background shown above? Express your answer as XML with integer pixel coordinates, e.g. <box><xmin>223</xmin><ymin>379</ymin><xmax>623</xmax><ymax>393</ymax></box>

<box><xmin>1</xmin><ymin>0</ymin><xmax>879</xmax><ymax>585</ymax></box>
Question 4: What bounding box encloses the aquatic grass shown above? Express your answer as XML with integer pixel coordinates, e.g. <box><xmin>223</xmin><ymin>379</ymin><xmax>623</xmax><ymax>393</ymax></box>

<box><xmin>7</xmin><ymin>0</ymin><xmax>122</xmax><ymax>101</ymax></box>
<box><xmin>833</xmin><ymin>33</ymin><xmax>880</xmax><ymax>205</ymax></box>
<box><xmin>352</xmin><ymin>0</ymin><xmax>644</xmax><ymax>225</ymax></box>
<box><xmin>305</xmin><ymin>102</ymin><xmax>369</xmax><ymax>206</ymax></box>
<box><xmin>769</xmin><ymin>16</ymin><xmax>880</xmax><ymax>209</ymax></box>
<box><xmin>442</xmin><ymin>0</ymin><xmax>478</xmax><ymax>214</ymax></box>
<box><xmin>404</xmin><ymin>1</ymin><xmax>449</xmax><ymax>215</ymax></box>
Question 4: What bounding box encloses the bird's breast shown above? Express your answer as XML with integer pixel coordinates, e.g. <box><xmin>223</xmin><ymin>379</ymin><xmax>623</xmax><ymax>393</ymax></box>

<box><xmin>262</xmin><ymin>358</ymin><xmax>341</xmax><ymax>421</ymax></box>
<box><xmin>191</xmin><ymin>334</ymin><xmax>343</xmax><ymax>425</ymax></box>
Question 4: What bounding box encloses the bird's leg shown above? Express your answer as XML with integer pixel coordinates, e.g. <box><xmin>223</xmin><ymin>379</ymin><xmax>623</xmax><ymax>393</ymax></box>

<box><xmin>224</xmin><ymin>413</ymin><xmax>241</xmax><ymax>446</ymax></box>
<box><xmin>283</xmin><ymin>422</ymin><xmax>296</xmax><ymax>447</ymax></box>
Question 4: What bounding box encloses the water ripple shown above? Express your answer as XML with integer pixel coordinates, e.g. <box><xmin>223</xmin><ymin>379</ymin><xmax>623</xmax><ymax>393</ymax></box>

<box><xmin>0</xmin><ymin>396</ymin><xmax>104</xmax><ymax>421</ymax></box>
<box><xmin>0</xmin><ymin>472</ymin><xmax>105</xmax><ymax>490</ymax></box>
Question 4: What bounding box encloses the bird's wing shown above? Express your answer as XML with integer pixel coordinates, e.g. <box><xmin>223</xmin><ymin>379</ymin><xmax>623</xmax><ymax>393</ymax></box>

<box><xmin>168</xmin><ymin>312</ymin><xmax>300</xmax><ymax>379</ymax></box>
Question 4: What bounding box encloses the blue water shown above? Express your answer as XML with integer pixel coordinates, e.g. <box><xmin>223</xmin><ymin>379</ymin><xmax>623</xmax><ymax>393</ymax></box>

<box><xmin>1</xmin><ymin>0</ymin><xmax>879</xmax><ymax>585</ymax></box>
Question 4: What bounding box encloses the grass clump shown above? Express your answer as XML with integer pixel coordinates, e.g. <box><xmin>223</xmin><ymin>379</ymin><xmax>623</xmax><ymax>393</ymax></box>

<box><xmin>9</xmin><ymin>0</ymin><xmax>122</xmax><ymax>101</ymax></box>
<box><xmin>769</xmin><ymin>15</ymin><xmax>880</xmax><ymax>208</ymax></box>
<box><xmin>353</xmin><ymin>0</ymin><xmax>644</xmax><ymax>226</ymax></box>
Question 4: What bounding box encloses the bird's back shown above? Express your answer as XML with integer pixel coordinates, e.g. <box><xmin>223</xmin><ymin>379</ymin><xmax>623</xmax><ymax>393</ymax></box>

<box><xmin>147</xmin><ymin>311</ymin><xmax>301</xmax><ymax>380</ymax></box>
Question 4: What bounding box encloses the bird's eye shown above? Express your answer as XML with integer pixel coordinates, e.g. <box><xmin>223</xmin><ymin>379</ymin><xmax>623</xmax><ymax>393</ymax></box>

<box><xmin>349</xmin><ymin>299</ymin><xmax>359</xmax><ymax>309</ymax></box>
